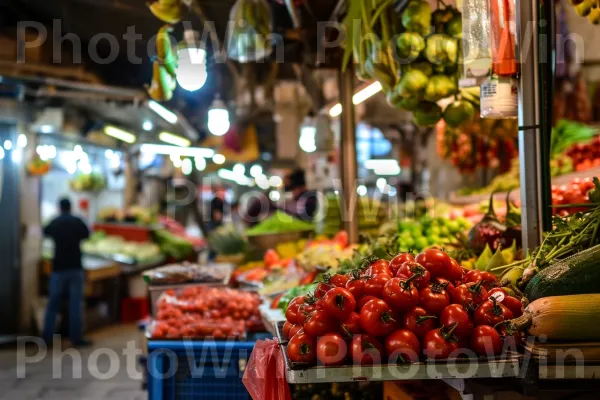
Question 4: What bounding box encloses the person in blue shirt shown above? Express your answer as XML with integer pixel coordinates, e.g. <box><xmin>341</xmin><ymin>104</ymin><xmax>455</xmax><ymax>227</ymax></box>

<box><xmin>42</xmin><ymin>198</ymin><xmax>92</xmax><ymax>347</ymax></box>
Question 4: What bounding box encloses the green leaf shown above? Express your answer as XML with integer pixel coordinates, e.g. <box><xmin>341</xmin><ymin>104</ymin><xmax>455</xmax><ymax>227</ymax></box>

<box><xmin>476</xmin><ymin>244</ymin><xmax>493</xmax><ymax>271</ymax></box>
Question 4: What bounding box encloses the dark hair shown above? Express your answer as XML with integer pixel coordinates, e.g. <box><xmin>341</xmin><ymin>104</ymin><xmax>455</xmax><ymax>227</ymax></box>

<box><xmin>59</xmin><ymin>198</ymin><xmax>71</xmax><ymax>213</ymax></box>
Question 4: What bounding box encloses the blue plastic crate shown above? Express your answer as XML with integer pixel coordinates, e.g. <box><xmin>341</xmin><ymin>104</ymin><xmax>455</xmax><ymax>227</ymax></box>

<box><xmin>147</xmin><ymin>334</ymin><xmax>272</xmax><ymax>400</ymax></box>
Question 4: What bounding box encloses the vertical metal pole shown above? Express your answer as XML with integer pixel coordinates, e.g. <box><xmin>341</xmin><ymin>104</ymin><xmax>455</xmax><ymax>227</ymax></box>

<box><xmin>517</xmin><ymin>0</ymin><xmax>543</xmax><ymax>251</ymax></box>
<box><xmin>339</xmin><ymin>66</ymin><xmax>359</xmax><ymax>243</ymax></box>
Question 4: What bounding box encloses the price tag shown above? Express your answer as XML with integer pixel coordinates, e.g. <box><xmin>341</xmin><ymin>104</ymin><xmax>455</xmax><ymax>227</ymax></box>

<box><xmin>489</xmin><ymin>291</ymin><xmax>505</xmax><ymax>302</ymax></box>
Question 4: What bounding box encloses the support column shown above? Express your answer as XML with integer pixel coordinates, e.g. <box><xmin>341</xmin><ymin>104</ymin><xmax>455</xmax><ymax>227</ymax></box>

<box><xmin>517</xmin><ymin>0</ymin><xmax>543</xmax><ymax>251</ymax></box>
<box><xmin>339</xmin><ymin>66</ymin><xmax>359</xmax><ymax>243</ymax></box>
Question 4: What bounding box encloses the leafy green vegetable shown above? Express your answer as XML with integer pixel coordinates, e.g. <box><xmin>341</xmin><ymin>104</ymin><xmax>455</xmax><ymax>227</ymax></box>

<box><xmin>550</xmin><ymin>119</ymin><xmax>598</xmax><ymax>157</ymax></box>
<box><xmin>246</xmin><ymin>211</ymin><xmax>314</xmax><ymax>236</ymax></box>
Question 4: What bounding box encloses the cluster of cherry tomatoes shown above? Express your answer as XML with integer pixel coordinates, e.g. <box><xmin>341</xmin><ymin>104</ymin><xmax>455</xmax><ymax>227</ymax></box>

<box><xmin>551</xmin><ymin>177</ymin><xmax>597</xmax><ymax>216</ymax></box>
<box><xmin>152</xmin><ymin>286</ymin><xmax>264</xmax><ymax>339</ymax></box>
<box><xmin>283</xmin><ymin>249</ymin><xmax>523</xmax><ymax>366</ymax></box>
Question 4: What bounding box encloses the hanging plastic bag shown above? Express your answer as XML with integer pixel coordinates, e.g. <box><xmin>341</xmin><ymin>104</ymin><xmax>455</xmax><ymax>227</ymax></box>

<box><xmin>243</xmin><ymin>339</ymin><xmax>292</xmax><ymax>400</ymax></box>
<box><xmin>227</xmin><ymin>0</ymin><xmax>273</xmax><ymax>62</ymax></box>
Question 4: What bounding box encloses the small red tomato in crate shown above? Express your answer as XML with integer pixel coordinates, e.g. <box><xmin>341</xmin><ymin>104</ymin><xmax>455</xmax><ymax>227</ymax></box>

<box><xmin>440</xmin><ymin>304</ymin><xmax>473</xmax><ymax>339</ymax></box>
<box><xmin>345</xmin><ymin>271</ymin><xmax>366</xmax><ymax>301</ymax></box>
<box><xmin>340</xmin><ymin>312</ymin><xmax>362</xmax><ymax>338</ymax></box>
<box><xmin>471</xmin><ymin>325</ymin><xmax>503</xmax><ymax>357</ymax></box>
<box><xmin>473</xmin><ymin>297</ymin><xmax>514</xmax><ymax>326</ymax></box>
<box><xmin>317</xmin><ymin>333</ymin><xmax>348</xmax><ymax>366</ymax></box>
<box><xmin>423</xmin><ymin>325</ymin><xmax>460</xmax><ymax>360</ymax></box>
<box><xmin>419</xmin><ymin>282</ymin><xmax>451</xmax><ymax>315</ymax></box>
<box><xmin>385</xmin><ymin>329</ymin><xmax>421</xmax><ymax>363</ymax></box>
<box><xmin>415</xmin><ymin>248</ymin><xmax>453</xmax><ymax>279</ymax></box>
<box><xmin>365</xmin><ymin>259</ymin><xmax>392</xmax><ymax>277</ymax></box>
<box><xmin>402</xmin><ymin>306</ymin><xmax>438</xmax><ymax>339</ymax></box>
<box><xmin>389</xmin><ymin>252</ymin><xmax>415</xmax><ymax>276</ymax></box>
<box><xmin>303</xmin><ymin>310</ymin><xmax>337</xmax><ymax>337</ymax></box>
<box><xmin>396</xmin><ymin>261</ymin><xmax>431</xmax><ymax>289</ymax></box>
<box><xmin>322</xmin><ymin>287</ymin><xmax>356</xmax><ymax>320</ymax></box>
<box><xmin>363</xmin><ymin>273</ymin><xmax>392</xmax><ymax>298</ymax></box>
<box><xmin>287</xmin><ymin>332</ymin><xmax>317</xmax><ymax>364</ymax></box>
<box><xmin>359</xmin><ymin>299</ymin><xmax>398</xmax><ymax>337</ymax></box>
<box><xmin>382</xmin><ymin>276</ymin><xmax>420</xmax><ymax>313</ymax></box>
<box><xmin>351</xmin><ymin>334</ymin><xmax>384</xmax><ymax>365</ymax></box>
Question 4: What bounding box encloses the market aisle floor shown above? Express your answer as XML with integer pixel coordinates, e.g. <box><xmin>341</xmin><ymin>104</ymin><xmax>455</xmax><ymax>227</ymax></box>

<box><xmin>0</xmin><ymin>325</ymin><xmax>146</xmax><ymax>400</ymax></box>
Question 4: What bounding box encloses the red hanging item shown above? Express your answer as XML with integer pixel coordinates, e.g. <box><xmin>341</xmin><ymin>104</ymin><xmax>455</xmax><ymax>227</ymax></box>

<box><xmin>490</xmin><ymin>0</ymin><xmax>517</xmax><ymax>76</ymax></box>
<box><xmin>243</xmin><ymin>339</ymin><xmax>292</xmax><ymax>400</ymax></box>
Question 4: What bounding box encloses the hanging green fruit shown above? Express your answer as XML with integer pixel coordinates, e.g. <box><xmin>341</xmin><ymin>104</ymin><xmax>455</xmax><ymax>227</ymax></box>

<box><xmin>396</xmin><ymin>32</ymin><xmax>426</xmax><ymax>60</ymax></box>
<box><xmin>402</xmin><ymin>0</ymin><xmax>432</xmax><ymax>36</ymax></box>
<box><xmin>413</xmin><ymin>101</ymin><xmax>443</xmax><ymax>127</ymax></box>
<box><xmin>588</xmin><ymin>5</ymin><xmax>600</xmax><ymax>23</ymax></box>
<box><xmin>425</xmin><ymin>34</ymin><xmax>458</xmax><ymax>66</ymax></box>
<box><xmin>576</xmin><ymin>0</ymin><xmax>595</xmax><ymax>16</ymax></box>
<box><xmin>424</xmin><ymin>75</ymin><xmax>458</xmax><ymax>102</ymax></box>
<box><xmin>443</xmin><ymin>100</ymin><xmax>475</xmax><ymax>128</ymax></box>
<box><xmin>445</xmin><ymin>14</ymin><xmax>463</xmax><ymax>38</ymax></box>
<box><xmin>156</xmin><ymin>25</ymin><xmax>178</xmax><ymax>77</ymax></box>
<box><xmin>397</xmin><ymin>69</ymin><xmax>429</xmax><ymax>97</ymax></box>
<box><xmin>405</xmin><ymin>61</ymin><xmax>434</xmax><ymax>77</ymax></box>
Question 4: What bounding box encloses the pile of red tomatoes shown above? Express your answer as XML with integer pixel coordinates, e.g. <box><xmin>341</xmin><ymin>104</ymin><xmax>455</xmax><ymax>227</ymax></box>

<box><xmin>283</xmin><ymin>249</ymin><xmax>523</xmax><ymax>366</ymax></box>
<box><xmin>551</xmin><ymin>177</ymin><xmax>597</xmax><ymax>215</ymax></box>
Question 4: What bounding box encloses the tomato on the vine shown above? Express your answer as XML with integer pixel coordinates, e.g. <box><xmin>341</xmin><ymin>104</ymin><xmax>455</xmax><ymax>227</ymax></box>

<box><xmin>473</xmin><ymin>298</ymin><xmax>513</xmax><ymax>326</ymax></box>
<box><xmin>351</xmin><ymin>334</ymin><xmax>384</xmax><ymax>365</ymax></box>
<box><xmin>285</xmin><ymin>296</ymin><xmax>305</xmax><ymax>324</ymax></box>
<box><xmin>357</xmin><ymin>295</ymin><xmax>379</xmax><ymax>311</ymax></box>
<box><xmin>329</xmin><ymin>273</ymin><xmax>350</xmax><ymax>288</ymax></box>
<box><xmin>415</xmin><ymin>249</ymin><xmax>452</xmax><ymax>279</ymax></box>
<box><xmin>385</xmin><ymin>329</ymin><xmax>421</xmax><ymax>363</ymax></box>
<box><xmin>389</xmin><ymin>252</ymin><xmax>415</xmax><ymax>276</ymax></box>
<box><xmin>345</xmin><ymin>271</ymin><xmax>366</xmax><ymax>301</ymax></box>
<box><xmin>401</xmin><ymin>306</ymin><xmax>438</xmax><ymax>339</ymax></box>
<box><xmin>340</xmin><ymin>312</ymin><xmax>362</xmax><ymax>338</ymax></box>
<box><xmin>423</xmin><ymin>325</ymin><xmax>460</xmax><ymax>359</ymax></box>
<box><xmin>317</xmin><ymin>333</ymin><xmax>348</xmax><ymax>366</ymax></box>
<box><xmin>363</xmin><ymin>273</ymin><xmax>392</xmax><ymax>298</ymax></box>
<box><xmin>287</xmin><ymin>332</ymin><xmax>317</xmax><ymax>364</ymax></box>
<box><xmin>322</xmin><ymin>287</ymin><xmax>356</xmax><ymax>320</ymax></box>
<box><xmin>440</xmin><ymin>304</ymin><xmax>473</xmax><ymax>339</ymax></box>
<box><xmin>471</xmin><ymin>325</ymin><xmax>502</xmax><ymax>356</ymax></box>
<box><xmin>397</xmin><ymin>261</ymin><xmax>431</xmax><ymax>289</ymax></box>
<box><xmin>303</xmin><ymin>310</ymin><xmax>336</xmax><ymax>337</ymax></box>
<box><xmin>419</xmin><ymin>283</ymin><xmax>451</xmax><ymax>315</ymax></box>
<box><xmin>382</xmin><ymin>276</ymin><xmax>420</xmax><ymax>313</ymax></box>
<box><xmin>359</xmin><ymin>299</ymin><xmax>398</xmax><ymax>337</ymax></box>
<box><xmin>365</xmin><ymin>259</ymin><xmax>392</xmax><ymax>277</ymax></box>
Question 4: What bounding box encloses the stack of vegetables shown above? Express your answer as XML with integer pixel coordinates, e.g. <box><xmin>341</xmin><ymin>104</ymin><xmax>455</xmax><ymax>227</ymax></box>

<box><xmin>395</xmin><ymin>216</ymin><xmax>472</xmax><ymax>253</ymax></box>
<box><xmin>81</xmin><ymin>231</ymin><xmax>163</xmax><ymax>263</ymax></box>
<box><xmin>343</xmin><ymin>0</ymin><xmax>478</xmax><ymax>128</ymax></box>
<box><xmin>246</xmin><ymin>211</ymin><xmax>314</xmax><ymax>236</ymax></box>
<box><xmin>282</xmin><ymin>248</ymin><xmax>524</xmax><ymax>366</ymax></box>
<box><xmin>69</xmin><ymin>172</ymin><xmax>106</xmax><ymax>192</ymax></box>
<box><xmin>317</xmin><ymin>194</ymin><xmax>384</xmax><ymax>237</ymax></box>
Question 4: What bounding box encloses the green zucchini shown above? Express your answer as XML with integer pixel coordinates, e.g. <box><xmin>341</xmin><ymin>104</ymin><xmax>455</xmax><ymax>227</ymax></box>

<box><xmin>524</xmin><ymin>244</ymin><xmax>600</xmax><ymax>302</ymax></box>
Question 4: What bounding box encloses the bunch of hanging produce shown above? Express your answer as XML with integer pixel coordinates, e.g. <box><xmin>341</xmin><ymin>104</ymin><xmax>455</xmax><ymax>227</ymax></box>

<box><xmin>569</xmin><ymin>0</ymin><xmax>600</xmax><ymax>25</ymax></box>
<box><xmin>437</xmin><ymin>113</ymin><xmax>518</xmax><ymax>174</ymax></box>
<box><xmin>148</xmin><ymin>0</ymin><xmax>182</xmax><ymax>24</ymax></box>
<box><xmin>227</xmin><ymin>0</ymin><xmax>272</xmax><ymax>63</ymax></box>
<box><xmin>343</xmin><ymin>0</ymin><xmax>477</xmax><ymax>128</ymax></box>
<box><xmin>147</xmin><ymin>25</ymin><xmax>178</xmax><ymax>101</ymax></box>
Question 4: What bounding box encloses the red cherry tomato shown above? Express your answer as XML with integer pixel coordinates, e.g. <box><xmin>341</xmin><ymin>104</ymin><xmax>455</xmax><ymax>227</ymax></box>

<box><xmin>473</xmin><ymin>298</ymin><xmax>514</xmax><ymax>326</ymax></box>
<box><xmin>419</xmin><ymin>283</ymin><xmax>451</xmax><ymax>315</ymax></box>
<box><xmin>363</xmin><ymin>273</ymin><xmax>392</xmax><ymax>298</ymax></box>
<box><xmin>497</xmin><ymin>322</ymin><xmax>523</xmax><ymax>349</ymax></box>
<box><xmin>289</xmin><ymin>325</ymin><xmax>303</xmax><ymax>338</ymax></box>
<box><xmin>345</xmin><ymin>272</ymin><xmax>366</xmax><ymax>301</ymax></box>
<box><xmin>435</xmin><ymin>277</ymin><xmax>457</xmax><ymax>299</ymax></box>
<box><xmin>397</xmin><ymin>261</ymin><xmax>431</xmax><ymax>289</ymax></box>
<box><xmin>287</xmin><ymin>332</ymin><xmax>317</xmax><ymax>364</ymax></box>
<box><xmin>359</xmin><ymin>299</ymin><xmax>398</xmax><ymax>337</ymax></box>
<box><xmin>334</xmin><ymin>231</ymin><xmax>349</xmax><ymax>248</ymax></box>
<box><xmin>314</xmin><ymin>281</ymin><xmax>334</xmax><ymax>299</ymax></box>
<box><xmin>283</xmin><ymin>321</ymin><xmax>294</xmax><ymax>338</ymax></box>
<box><xmin>440</xmin><ymin>304</ymin><xmax>473</xmax><ymax>339</ymax></box>
<box><xmin>340</xmin><ymin>312</ymin><xmax>362</xmax><ymax>338</ymax></box>
<box><xmin>285</xmin><ymin>296</ymin><xmax>305</xmax><ymax>324</ymax></box>
<box><xmin>264</xmin><ymin>249</ymin><xmax>280</xmax><ymax>267</ymax></box>
<box><xmin>365</xmin><ymin>259</ymin><xmax>392</xmax><ymax>277</ymax></box>
<box><xmin>463</xmin><ymin>270</ymin><xmax>482</xmax><ymax>284</ymax></box>
<box><xmin>322</xmin><ymin>287</ymin><xmax>356</xmax><ymax>320</ymax></box>
<box><xmin>385</xmin><ymin>329</ymin><xmax>421</xmax><ymax>363</ymax></box>
<box><xmin>487</xmin><ymin>287</ymin><xmax>507</xmax><ymax>297</ymax></box>
<box><xmin>402</xmin><ymin>306</ymin><xmax>438</xmax><ymax>339</ymax></box>
<box><xmin>423</xmin><ymin>325</ymin><xmax>460</xmax><ymax>359</ymax></box>
<box><xmin>389</xmin><ymin>252</ymin><xmax>415</xmax><ymax>276</ymax></box>
<box><xmin>500</xmin><ymin>295</ymin><xmax>523</xmax><ymax>318</ymax></box>
<box><xmin>316</xmin><ymin>333</ymin><xmax>348</xmax><ymax>366</ymax></box>
<box><xmin>382</xmin><ymin>277</ymin><xmax>420</xmax><ymax>313</ymax></box>
<box><xmin>357</xmin><ymin>295</ymin><xmax>379</xmax><ymax>311</ymax></box>
<box><xmin>329</xmin><ymin>273</ymin><xmax>350</xmax><ymax>288</ymax></box>
<box><xmin>415</xmin><ymin>249</ymin><xmax>452</xmax><ymax>279</ymax></box>
<box><xmin>351</xmin><ymin>334</ymin><xmax>384</xmax><ymax>365</ymax></box>
<box><xmin>303</xmin><ymin>310</ymin><xmax>337</xmax><ymax>337</ymax></box>
<box><xmin>453</xmin><ymin>281</ymin><xmax>489</xmax><ymax>310</ymax></box>
<box><xmin>479</xmin><ymin>271</ymin><xmax>499</xmax><ymax>290</ymax></box>
<box><xmin>447</xmin><ymin>258</ymin><xmax>464</xmax><ymax>282</ymax></box>
<box><xmin>471</xmin><ymin>325</ymin><xmax>503</xmax><ymax>357</ymax></box>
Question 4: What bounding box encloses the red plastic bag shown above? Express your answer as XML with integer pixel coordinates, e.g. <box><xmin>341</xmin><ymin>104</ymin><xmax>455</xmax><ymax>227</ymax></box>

<box><xmin>243</xmin><ymin>339</ymin><xmax>292</xmax><ymax>400</ymax></box>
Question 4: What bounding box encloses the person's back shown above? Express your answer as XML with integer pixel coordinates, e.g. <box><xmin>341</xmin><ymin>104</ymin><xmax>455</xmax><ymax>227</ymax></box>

<box><xmin>44</xmin><ymin>213</ymin><xmax>89</xmax><ymax>271</ymax></box>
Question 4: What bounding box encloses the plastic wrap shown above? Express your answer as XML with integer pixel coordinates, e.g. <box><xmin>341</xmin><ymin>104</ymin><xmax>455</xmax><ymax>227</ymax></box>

<box><xmin>227</xmin><ymin>0</ymin><xmax>273</xmax><ymax>63</ymax></box>
<box><xmin>144</xmin><ymin>262</ymin><xmax>233</xmax><ymax>285</ymax></box>
<box><xmin>243</xmin><ymin>339</ymin><xmax>292</xmax><ymax>400</ymax></box>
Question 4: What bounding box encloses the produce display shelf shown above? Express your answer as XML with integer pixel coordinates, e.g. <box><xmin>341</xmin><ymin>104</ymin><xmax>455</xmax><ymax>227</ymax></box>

<box><xmin>275</xmin><ymin>322</ymin><xmax>522</xmax><ymax>384</ymax></box>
